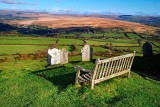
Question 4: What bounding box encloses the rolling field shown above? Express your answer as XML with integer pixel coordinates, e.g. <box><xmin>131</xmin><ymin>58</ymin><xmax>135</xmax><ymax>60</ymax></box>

<box><xmin>8</xmin><ymin>15</ymin><xmax>160</xmax><ymax>35</ymax></box>
<box><xmin>1</xmin><ymin>36</ymin><xmax>159</xmax><ymax>57</ymax></box>
<box><xmin>0</xmin><ymin>45</ymin><xmax>48</xmax><ymax>55</ymax></box>
<box><xmin>0</xmin><ymin>36</ymin><xmax>160</xmax><ymax>107</ymax></box>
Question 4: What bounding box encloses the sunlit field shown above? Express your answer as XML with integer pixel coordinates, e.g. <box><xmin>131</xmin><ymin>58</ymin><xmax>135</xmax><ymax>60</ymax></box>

<box><xmin>0</xmin><ymin>36</ymin><xmax>160</xmax><ymax>106</ymax></box>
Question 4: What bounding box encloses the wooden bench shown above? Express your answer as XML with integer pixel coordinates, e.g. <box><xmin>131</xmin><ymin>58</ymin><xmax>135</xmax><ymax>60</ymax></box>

<box><xmin>75</xmin><ymin>52</ymin><xmax>136</xmax><ymax>89</ymax></box>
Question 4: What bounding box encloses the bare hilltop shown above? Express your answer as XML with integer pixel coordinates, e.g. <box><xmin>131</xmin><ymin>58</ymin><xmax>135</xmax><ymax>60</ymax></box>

<box><xmin>1</xmin><ymin>10</ymin><xmax>160</xmax><ymax>35</ymax></box>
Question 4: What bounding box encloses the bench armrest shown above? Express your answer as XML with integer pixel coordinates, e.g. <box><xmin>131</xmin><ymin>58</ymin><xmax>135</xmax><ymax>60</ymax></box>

<box><xmin>75</xmin><ymin>65</ymin><xmax>92</xmax><ymax>73</ymax></box>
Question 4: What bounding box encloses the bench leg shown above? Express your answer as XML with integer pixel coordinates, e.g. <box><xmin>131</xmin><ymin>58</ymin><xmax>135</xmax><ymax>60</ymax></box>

<box><xmin>75</xmin><ymin>70</ymin><xmax>80</xmax><ymax>85</ymax></box>
<box><xmin>91</xmin><ymin>81</ymin><xmax>94</xmax><ymax>89</ymax></box>
<box><xmin>128</xmin><ymin>71</ymin><xmax>131</xmax><ymax>78</ymax></box>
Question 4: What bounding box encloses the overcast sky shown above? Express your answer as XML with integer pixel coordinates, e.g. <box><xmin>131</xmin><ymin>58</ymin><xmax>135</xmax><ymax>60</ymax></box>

<box><xmin>0</xmin><ymin>0</ymin><xmax>160</xmax><ymax>15</ymax></box>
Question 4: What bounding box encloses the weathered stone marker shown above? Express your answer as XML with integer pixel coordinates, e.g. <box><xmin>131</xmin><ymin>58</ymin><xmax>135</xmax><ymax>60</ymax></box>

<box><xmin>48</xmin><ymin>38</ymin><xmax>69</xmax><ymax>65</ymax></box>
<box><xmin>81</xmin><ymin>44</ymin><xmax>93</xmax><ymax>61</ymax></box>
<box><xmin>60</xmin><ymin>48</ymin><xmax>68</xmax><ymax>64</ymax></box>
<box><xmin>48</xmin><ymin>48</ymin><xmax>61</xmax><ymax>65</ymax></box>
<box><xmin>48</xmin><ymin>48</ymin><xmax>68</xmax><ymax>65</ymax></box>
<box><xmin>143</xmin><ymin>42</ymin><xmax>153</xmax><ymax>57</ymax></box>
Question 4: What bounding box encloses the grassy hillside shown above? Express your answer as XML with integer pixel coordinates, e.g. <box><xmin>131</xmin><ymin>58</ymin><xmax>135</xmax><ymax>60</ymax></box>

<box><xmin>0</xmin><ymin>36</ymin><xmax>160</xmax><ymax>106</ymax></box>
<box><xmin>0</xmin><ymin>59</ymin><xmax>160</xmax><ymax>107</ymax></box>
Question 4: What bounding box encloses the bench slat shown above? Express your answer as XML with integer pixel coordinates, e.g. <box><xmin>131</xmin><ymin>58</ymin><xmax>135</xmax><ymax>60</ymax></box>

<box><xmin>78</xmin><ymin>76</ymin><xmax>87</xmax><ymax>83</ymax></box>
<box><xmin>102</xmin><ymin>62</ymin><xmax>108</xmax><ymax>78</ymax></box>
<box><xmin>78</xmin><ymin>73</ymin><xmax>92</xmax><ymax>83</ymax></box>
<box><xmin>111</xmin><ymin>60</ymin><xmax>115</xmax><ymax>75</ymax></box>
<box><xmin>113</xmin><ymin>59</ymin><xmax>120</xmax><ymax>74</ymax></box>
<box><xmin>95</xmin><ymin>64</ymin><xmax>99</xmax><ymax>79</ymax></box>
<box><xmin>97</xmin><ymin>63</ymin><xmax>103</xmax><ymax>79</ymax></box>
<box><xmin>126</xmin><ymin>57</ymin><xmax>131</xmax><ymax>69</ymax></box>
<box><xmin>84</xmin><ymin>73</ymin><xmax>92</xmax><ymax>79</ymax></box>
<box><xmin>116</xmin><ymin>58</ymin><xmax>122</xmax><ymax>73</ymax></box>
<box><xmin>115</xmin><ymin>59</ymin><xmax>121</xmax><ymax>73</ymax></box>
<box><xmin>123</xmin><ymin>57</ymin><xmax>128</xmax><ymax>70</ymax></box>
<box><xmin>108</xmin><ymin>60</ymin><xmax>114</xmax><ymax>76</ymax></box>
<box><xmin>82</xmin><ymin>75</ymin><xmax>91</xmax><ymax>81</ymax></box>
<box><xmin>94</xmin><ymin>70</ymin><xmax>130</xmax><ymax>84</ymax></box>
<box><xmin>121</xmin><ymin>57</ymin><xmax>127</xmax><ymax>71</ymax></box>
<box><xmin>100</xmin><ymin>53</ymin><xmax>134</xmax><ymax>64</ymax></box>
<box><xmin>129</xmin><ymin>56</ymin><xmax>135</xmax><ymax>69</ymax></box>
<box><xmin>119</xmin><ymin>58</ymin><xmax>125</xmax><ymax>72</ymax></box>
<box><xmin>105</xmin><ymin>61</ymin><xmax>111</xmax><ymax>76</ymax></box>
<box><xmin>99</xmin><ymin>63</ymin><xmax>105</xmax><ymax>79</ymax></box>
<box><xmin>114</xmin><ymin>60</ymin><xmax>119</xmax><ymax>74</ymax></box>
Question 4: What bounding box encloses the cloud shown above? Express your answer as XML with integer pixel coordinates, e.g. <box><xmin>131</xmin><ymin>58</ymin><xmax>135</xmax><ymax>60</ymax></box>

<box><xmin>50</xmin><ymin>8</ymin><xmax>73</xmax><ymax>14</ymax></box>
<box><xmin>0</xmin><ymin>0</ymin><xmax>34</xmax><ymax>5</ymax></box>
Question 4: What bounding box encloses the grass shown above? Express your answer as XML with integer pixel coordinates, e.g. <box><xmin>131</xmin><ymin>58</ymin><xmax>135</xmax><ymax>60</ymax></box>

<box><xmin>127</xmin><ymin>33</ymin><xmax>141</xmax><ymax>39</ymax></box>
<box><xmin>0</xmin><ymin>45</ymin><xmax>48</xmax><ymax>55</ymax></box>
<box><xmin>104</xmin><ymin>32</ymin><xmax>125</xmax><ymax>37</ymax></box>
<box><xmin>61</xmin><ymin>32</ymin><xmax>146</xmax><ymax>39</ymax></box>
<box><xmin>0</xmin><ymin>37</ymin><xmax>139</xmax><ymax>57</ymax></box>
<box><xmin>0</xmin><ymin>59</ymin><xmax>160</xmax><ymax>107</ymax></box>
<box><xmin>0</xmin><ymin>36</ymin><xmax>159</xmax><ymax>57</ymax></box>
<box><xmin>0</xmin><ymin>36</ymin><xmax>160</xmax><ymax>107</ymax></box>
<box><xmin>0</xmin><ymin>36</ymin><xmax>138</xmax><ymax>45</ymax></box>
<box><xmin>0</xmin><ymin>37</ymin><xmax>54</xmax><ymax>45</ymax></box>
<box><xmin>92</xmin><ymin>38</ymin><xmax>139</xmax><ymax>46</ymax></box>
<box><xmin>62</xmin><ymin>32</ymin><xmax>125</xmax><ymax>37</ymax></box>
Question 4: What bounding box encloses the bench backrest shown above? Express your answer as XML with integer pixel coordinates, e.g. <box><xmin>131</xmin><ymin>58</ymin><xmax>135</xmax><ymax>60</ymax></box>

<box><xmin>92</xmin><ymin>52</ymin><xmax>135</xmax><ymax>84</ymax></box>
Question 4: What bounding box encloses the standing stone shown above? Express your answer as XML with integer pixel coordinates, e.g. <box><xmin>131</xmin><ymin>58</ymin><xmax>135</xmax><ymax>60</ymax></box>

<box><xmin>81</xmin><ymin>44</ymin><xmax>93</xmax><ymax>61</ymax></box>
<box><xmin>60</xmin><ymin>48</ymin><xmax>68</xmax><ymax>64</ymax></box>
<box><xmin>143</xmin><ymin>42</ymin><xmax>153</xmax><ymax>57</ymax></box>
<box><xmin>48</xmin><ymin>48</ymin><xmax>61</xmax><ymax>65</ymax></box>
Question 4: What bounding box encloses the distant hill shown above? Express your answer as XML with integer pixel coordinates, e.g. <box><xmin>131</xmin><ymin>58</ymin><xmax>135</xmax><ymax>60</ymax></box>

<box><xmin>92</xmin><ymin>15</ymin><xmax>160</xmax><ymax>27</ymax></box>
<box><xmin>0</xmin><ymin>9</ymin><xmax>160</xmax><ymax>35</ymax></box>
<box><xmin>0</xmin><ymin>9</ymin><xmax>53</xmax><ymax>18</ymax></box>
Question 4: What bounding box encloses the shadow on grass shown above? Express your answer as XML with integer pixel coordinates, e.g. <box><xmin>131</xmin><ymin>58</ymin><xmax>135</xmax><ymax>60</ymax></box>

<box><xmin>107</xmin><ymin>95</ymin><xmax>125</xmax><ymax>105</ymax></box>
<box><xmin>0</xmin><ymin>70</ymin><xmax>3</xmax><ymax>74</ymax></box>
<box><xmin>69</xmin><ymin>59</ymin><xmax>96</xmax><ymax>64</ymax></box>
<box><xmin>69</xmin><ymin>60</ymin><xmax>81</xmax><ymax>64</ymax></box>
<box><xmin>132</xmin><ymin>54</ymin><xmax>160</xmax><ymax>81</ymax></box>
<box><xmin>32</xmin><ymin>65</ymin><xmax>76</xmax><ymax>91</ymax></box>
<box><xmin>47</xmin><ymin>72</ymin><xmax>75</xmax><ymax>89</ymax></box>
<box><xmin>31</xmin><ymin>54</ymin><xmax>160</xmax><ymax>92</ymax></box>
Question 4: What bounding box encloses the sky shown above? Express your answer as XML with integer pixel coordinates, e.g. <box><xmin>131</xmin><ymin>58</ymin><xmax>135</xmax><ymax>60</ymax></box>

<box><xmin>0</xmin><ymin>0</ymin><xmax>160</xmax><ymax>15</ymax></box>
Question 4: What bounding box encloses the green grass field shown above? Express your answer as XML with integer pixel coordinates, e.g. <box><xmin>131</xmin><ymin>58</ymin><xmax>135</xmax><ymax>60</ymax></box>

<box><xmin>0</xmin><ymin>36</ymin><xmax>160</xmax><ymax>107</ymax></box>
<box><xmin>0</xmin><ymin>59</ymin><xmax>160</xmax><ymax>107</ymax></box>
<box><xmin>127</xmin><ymin>33</ymin><xmax>141</xmax><ymax>39</ymax></box>
<box><xmin>0</xmin><ymin>45</ymin><xmax>48</xmax><ymax>55</ymax></box>
<box><xmin>105</xmin><ymin>32</ymin><xmax>125</xmax><ymax>37</ymax></box>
